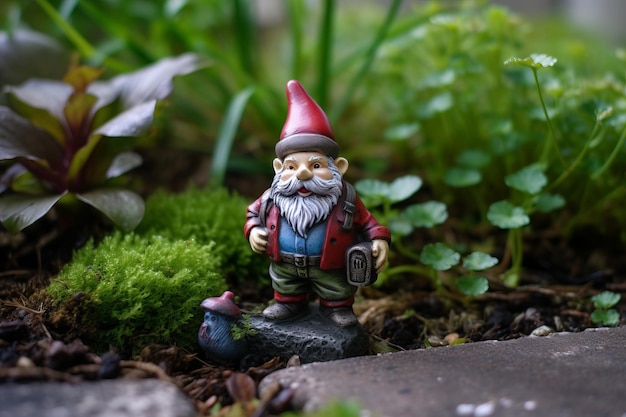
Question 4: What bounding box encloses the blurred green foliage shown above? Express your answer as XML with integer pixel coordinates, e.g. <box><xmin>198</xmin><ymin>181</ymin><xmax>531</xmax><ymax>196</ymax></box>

<box><xmin>4</xmin><ymin>0</ymin><xmax>626</xmax><ymax>288</ymax></box>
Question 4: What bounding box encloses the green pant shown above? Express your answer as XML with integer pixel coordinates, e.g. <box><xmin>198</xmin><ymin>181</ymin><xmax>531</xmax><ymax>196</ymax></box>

<box><xmin>269</xmin><ymin>262</ymin><xmax>357</xmax><ymax>301</ymax></box>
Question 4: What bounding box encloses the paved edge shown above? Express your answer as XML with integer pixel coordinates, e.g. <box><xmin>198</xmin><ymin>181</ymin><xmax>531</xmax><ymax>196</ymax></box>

<box><xmin>259</xmin><ymin>327</ymin><xmax>626</xmax><ymax>417</ymax></box>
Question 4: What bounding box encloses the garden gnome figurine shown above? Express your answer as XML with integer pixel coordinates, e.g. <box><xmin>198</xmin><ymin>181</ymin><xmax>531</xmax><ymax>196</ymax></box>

<box><xmin>244</xmin><ymin>80</ymin><xmax>391</xmax><ymax>327</ymax></box>
<box><xmin>198</xmin><ymin>291</ymin><xmax>248</xmax><ymax>363</ymax></box>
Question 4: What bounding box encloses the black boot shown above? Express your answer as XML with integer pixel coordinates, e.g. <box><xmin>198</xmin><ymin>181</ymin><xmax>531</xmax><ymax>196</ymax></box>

<box><xmin>263</xmin><ymin>301</ymin><xmax>307</xmax><ymax>321</ymax></box>
<box><xmin>319</xmin><ymin>305</ymin><xmax>358</xmax><ymax>327</ymax></box>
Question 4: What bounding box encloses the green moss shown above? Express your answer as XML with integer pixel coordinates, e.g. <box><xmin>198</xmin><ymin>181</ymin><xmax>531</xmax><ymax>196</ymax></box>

<box><xmin>48</xmin><ymin>232</ymin><xmax>226</xmax><ymax>354</ymax></box>
<box><xmin>47</xmin><ymin>187</ymin><xmax>272</xmax><ymax>355</ymax></box>
<box><xmin>136</xmin><ymin>187</ymin><xmax>269</xmax><ymax>283</ymax></box>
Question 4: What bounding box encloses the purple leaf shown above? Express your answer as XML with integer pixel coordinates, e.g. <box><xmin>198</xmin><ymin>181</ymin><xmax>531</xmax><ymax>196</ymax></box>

<box><xmin>0</xmin><ymin>192</ymin><xmax>66</xmax><ymax>233</ymax></box>
<box><xmin>76</xmin><ymin>188</ymin><xmax>145</xmax><ymax>231</ymax></box>
<box><xmin>94</xmin><ymin>100</ymin><xmax>157</xmax><ymax>137</ymax></box>
<box><xmin>0</xmin><ymin>106</ymin><xmax>63</xmax><ymax>167</ymax></box>
<box><xmin>106</xmin><ymin>151</ymin><xmax>143</xmax><ymax>179</ymax></box>
<box><xmin>5</xmin><ymin>79</ymin><xmax>72</xmax><ymax>122</ymax></box>
<box><xmin>0</xmin><ymin>29</ymin><xmax>70</xmax><ymax>87</ymax></box>
<box><xmin>109</xmin><ymin>53</ymin><xmax>203</xmax><ymax>108</ymax></box>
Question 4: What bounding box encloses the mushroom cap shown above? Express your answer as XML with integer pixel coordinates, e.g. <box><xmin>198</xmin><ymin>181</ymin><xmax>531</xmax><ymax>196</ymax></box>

<box><xmin>200</xmin><ymin>291</ymin><xmax>242</xmax><ymax>318</ymax></box>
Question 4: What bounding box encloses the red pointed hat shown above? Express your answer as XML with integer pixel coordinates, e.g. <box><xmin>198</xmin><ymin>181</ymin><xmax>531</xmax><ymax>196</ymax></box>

<box><xmin>275</xmin><ymin>80</ymin><xmax>339</xmax><ymax>159</ymax></box>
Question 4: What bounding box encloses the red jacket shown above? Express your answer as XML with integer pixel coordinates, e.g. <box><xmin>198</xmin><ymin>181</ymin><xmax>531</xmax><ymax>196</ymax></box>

<box><xmin>244</xmin><ymin>184</ymin><xmax>391</xmax><ymax>270</ymax></box>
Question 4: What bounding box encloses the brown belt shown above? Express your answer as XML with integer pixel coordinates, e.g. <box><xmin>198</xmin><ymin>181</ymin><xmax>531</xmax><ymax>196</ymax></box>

<box><xmin>280</xmin><ymin>252</ymin><xmax>322</xmax><ymax>267</ymax></box>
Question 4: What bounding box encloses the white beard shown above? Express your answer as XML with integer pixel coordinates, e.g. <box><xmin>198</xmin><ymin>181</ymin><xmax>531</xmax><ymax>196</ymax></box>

<box><xmin>270</xmin><ymin>160</ymin><xmax>343</xmax><ymax>238</ymax></box>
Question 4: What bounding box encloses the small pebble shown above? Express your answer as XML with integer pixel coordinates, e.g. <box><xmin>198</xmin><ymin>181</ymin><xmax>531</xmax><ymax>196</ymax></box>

<box><xmin>524</xmin><ymin>400</ymin><xmax>537</xmax><ymax>411</ymax></box>
<box><xmin>456</xmin><ymin>403</ymin><xmax>475</xmax><ymax>415</ymax></box>
<box><xmin>474</xmin><ymin>400</ymin><xmax>496</xmax><ymax>417</ymax></box>
<box><xmin>428</xmin><ymin>335</ymin><xmax>447</xmax><ymax>347</ymax></box>
<box><xmin>16</xmin><ymin>356</ymin><xmax>34</xmax><ymax>368</ymax></box>
<box><xmin>525</xmin><ymin>308</ymin><xmax>538</xmax><ymax>319</ymax></box>
<box><xmin>553</xmin><ymin>316</ymin><xmax>563</xmax><ymax>332</ymax></box>
<box><xmin>444</xmin><ymin>333</ymin><xmax>460</xmax><ymax>344</ymax></box>
<box><xmin>498</xmin><ymin>397</ymin><xmax>513</xmax><ymax>408</ymax></box>
<box><xmin>530</xmin><ymin>325</ymin><xmax>553</xmax><ymax>337</ymax></box>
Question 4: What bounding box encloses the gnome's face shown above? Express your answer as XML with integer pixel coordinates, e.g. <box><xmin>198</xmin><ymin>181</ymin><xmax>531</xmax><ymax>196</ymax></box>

<box><xmin>271</xmin><ymin>151</ymin><xmax>349</xmax><ymax>237</ymax></box>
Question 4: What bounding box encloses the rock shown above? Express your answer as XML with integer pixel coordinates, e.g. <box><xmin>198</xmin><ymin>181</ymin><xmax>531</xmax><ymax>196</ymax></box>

<box><xmin>246</xmin><ymin>304</ymin><xmax>369</xmax><ymax>364</ymax></box>
<box><xmin>0</xmin><ymin>379</ymin><xmax>196</xmax><ymax>417</ymax></box>
<box><xmin>530</xmin><ymin>325</ymin><xmax>553</xmax><ymax>337</ymax></box>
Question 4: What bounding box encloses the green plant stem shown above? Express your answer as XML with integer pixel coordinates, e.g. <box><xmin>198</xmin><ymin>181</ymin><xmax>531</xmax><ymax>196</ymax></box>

<box><xmin>431</xmin><ymin>269</ymin><xmax>443</xmax><ymax>291</ymax></box>
<box><xmin>329</xmin><ymin>0</ymin><xmax>402</xmax><ymax>123</ymax></box>
<box><xmin>548</xmin><ymin>121</ymin><xmax>601</xmax><ymax>190</ymax></box>
<box><xmin>78</xmin><ymin>1</ymin><xmax>154</xmax><ymax>67</ymax></box>
<box><xmin>568</xmin><ymin>184</ymin><xmax>626</xmax><ymax>234</ymax></box>
<box><xmin>504</xmin><ymin>227</ymin><xmax>523</xmax><ymax>287</ymax></box>
<box><xmin>591</xmin><ymin>122</ymin><xmax>626</xmax><ymax>180</ymax></box>
<box><xmin>35</xmin><ymin>0</ymin><xmax>96</xmax><ymax>60</ymax></box>
<box><xmin>233</xmin><ymin>0</ymin><xmax>257</xmax><ymax>79</ymax></box>
<box><xmin>533</xmin><ymin>68</ymin><xmax>564</xmax><ymax>167</ymax></box>
<box><xmin>316</xmin><ymin>0</ymin><xmax>335</xmax><ymax>109</ymax></box>
<box><xmin>384</xmin><ymin>264</ymin><xmax>431</xmax><ymax>279</ymax></box>
<box><xmin>394</xmin><ymin>239</ymin><xmax>421</xmax><ymax>263</ymax></box>
<box><xmin>287</xmin><ymin>0</ymin><xmax>305</xmax><ymax>80</ymax></box>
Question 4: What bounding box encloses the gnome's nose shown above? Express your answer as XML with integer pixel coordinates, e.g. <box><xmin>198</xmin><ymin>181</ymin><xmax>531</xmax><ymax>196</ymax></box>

<box><xmin>296</xmin><ymin>165</ymin><xmax>313</xmax><ymax>181</ymax></box>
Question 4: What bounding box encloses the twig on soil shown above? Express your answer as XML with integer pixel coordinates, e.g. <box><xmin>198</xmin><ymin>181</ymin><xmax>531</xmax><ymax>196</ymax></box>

<box><xmin>1</xmin><ymin>297</ymin><xmax>46</xmax><ymax>314</ymax></box>
<box><xmin>0</xmin><ymin>270</ymin><xmax>34</xmax><ymax>278</ymax></box>
<box><xmin>120</xmin><ymin>360</ymin><xmax>173</xmax><ymax>383</ymax></box>
<box><xmin>0</xmin><ymin>366</ymin><xmax>81</xmax><ymax>383</ymax></box>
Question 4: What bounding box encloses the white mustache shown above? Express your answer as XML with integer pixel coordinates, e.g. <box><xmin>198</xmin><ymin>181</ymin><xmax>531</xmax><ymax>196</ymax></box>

<box><xmin>274</xmin><ymin>174</ymin><xmax>338</xmax><ymax>196</ymax></box>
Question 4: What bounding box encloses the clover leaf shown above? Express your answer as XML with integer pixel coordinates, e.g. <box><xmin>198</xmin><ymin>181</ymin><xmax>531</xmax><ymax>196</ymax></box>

<box><xmin>463</xmin><ymin>252</ymin><xmax>498</xmax><ymax>271</ymax></box>
<box><xmin>591</xmin><ymin>291</ymin><xmax>621</xmax><ymax>310</ymax></box>
<box><xmin>417</xmin><ymin>91</ymin><xmax>454</xmax><ymax>118</ymax></box>
<box><xmin>458</xmin><ymin>276</ymin><xmax>489</xmax><ymax>296</ymax></box>
<box><xmin>384</xmin><ymin>123</ymin><xmax>420</xmax><ymax>141</ymax></box>
<box><xmin>456</xmin><ymin>149</ymin><xmax>491</xmax><ymax>169</ymax></box>
<box><xmin>532</xmin><ymin>193</ymin><xmax>565</xmax><ymax>213</ymax></box>
<box><xmin>356</xmin><ymin>175</ymin><xmax>422</xmax><ymax>206</ymax></box>
<box><xmin>388</xmin><ymin>217</ymin><xmax>414</xmax><ymax>237</ymax></box>
<box><xmin>444</xmin><ymin>167</ymin><xmax>482</xmax><ymax>187</ymax></box>
<box><xmin>504</xmin><ymin>53</ymin><xmax>557</xmax><ymax>69</ymax></box>
<box><xmin>388</xmin><ymin>175</ymin><xmax>423</xmax><ymax>202</ymax></box>
<box><xmin>403</xmin><ymin>201</ymin><xmax>448</xmax><ymax>228</ymax></box>
<box><xmin>420</xmin><ymin>243</ymin><xmax>460</xmax><ymax>271</ymax></box>
<box><xmin>487</xmin><ymin>200</ymin><xmax>530</xmax><ymax>229</ymax></box>
<box><xmin>504</xmin><ymin>164</ymin><xmax>547</xmax><ymax>195</ymax></box>
<box><xmin>590</xmin><ymin>309</ymin><xmax>620</xmax><ymax>327</ymax></box>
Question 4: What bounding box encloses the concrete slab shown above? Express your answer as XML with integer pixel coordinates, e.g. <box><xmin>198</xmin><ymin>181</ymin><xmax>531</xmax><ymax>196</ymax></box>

<box><xmin>0</xmin><ymin>379</ymin><xmax>196</xmax><ymax>417</ymax></box>
<box><xmin>259</xmin><ymin>327</ymin><xmax>626</xmax><ymax>417</ymax></box>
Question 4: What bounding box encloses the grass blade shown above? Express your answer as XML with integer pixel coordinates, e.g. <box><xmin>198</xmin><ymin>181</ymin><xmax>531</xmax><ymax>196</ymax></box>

<box><xmin>211</xmin><ymin>86</ymin><xmax>256</xmax><ymax>187</ymax></box>
<box><xmin>35</xmin><ymin>0</ymin><xmax>96</xmax><ymax>59</ymax></box>
<box><xmin>287</xmin><ymin>0</ymin><xmax>305</xmax><ymax>80</ymax></box>
<box><xmin>316</xmin><ymin>0</ymin><xmax>335</xmax><ymax>108</ymax></box>
<box><xmin>329</xmin><ymin>0</ymin><xmax>402</xmax><ymax>123</ymax></box>
<box><xmin>233</xmin><ymin>0</ymin><xmax>257</xmax><ymax>79</ymax></box>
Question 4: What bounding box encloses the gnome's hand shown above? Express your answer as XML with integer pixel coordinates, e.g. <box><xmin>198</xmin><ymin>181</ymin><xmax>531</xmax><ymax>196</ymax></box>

<box><xmin>249</xmin><ymin>227</ymin><xmax>269</xmax><ymax>254</ymax></box>
<box><xmin>372</xmin><ymin>239</ymin><xmax>390</xmax><ymax>273</ymax></box>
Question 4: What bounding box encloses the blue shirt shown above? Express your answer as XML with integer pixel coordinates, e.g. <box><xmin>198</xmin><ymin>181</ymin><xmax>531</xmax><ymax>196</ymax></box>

<box><xmin>279</xmin><ymin>217</ymin><xmax>326</xmax><ymax>255</ymax></box>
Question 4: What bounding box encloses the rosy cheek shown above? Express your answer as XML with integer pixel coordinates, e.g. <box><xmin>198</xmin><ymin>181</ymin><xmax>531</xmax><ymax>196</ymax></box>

<box><xmin>281</xmin><ymin>171</ymin><xmax>294</xmax><ymax>181</ymax></box>
<box><xmin>315</xmin><ymin>169</ymin><xmax>333</xmax><ymax>180</ymax></box>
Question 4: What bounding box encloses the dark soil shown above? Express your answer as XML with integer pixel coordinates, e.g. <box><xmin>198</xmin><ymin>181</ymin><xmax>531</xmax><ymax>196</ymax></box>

<box><xmin>1</xmin><ymin>190</ymin><xmax>624</xmax><ymax>415</ymax></box>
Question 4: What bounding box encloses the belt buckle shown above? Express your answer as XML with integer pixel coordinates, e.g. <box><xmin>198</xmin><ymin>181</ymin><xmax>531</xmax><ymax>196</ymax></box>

<box><xmin>293</xmin><ymin>254</ymin><xmax>307</xmax><ymax>268</ymax></box>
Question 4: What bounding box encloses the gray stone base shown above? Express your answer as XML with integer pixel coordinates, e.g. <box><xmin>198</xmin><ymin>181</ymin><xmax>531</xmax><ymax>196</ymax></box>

<box><xmin>246</xmin><ymin>304</ymin><xmax>369</xmax><ymax>364</ymax></box>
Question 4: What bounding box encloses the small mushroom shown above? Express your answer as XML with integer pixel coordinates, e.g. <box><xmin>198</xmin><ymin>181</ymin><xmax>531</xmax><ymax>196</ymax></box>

<box><xmin>198</xmin><ymin>291</ymin><xmax>248</xmax><ymax>363</ymax></box>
